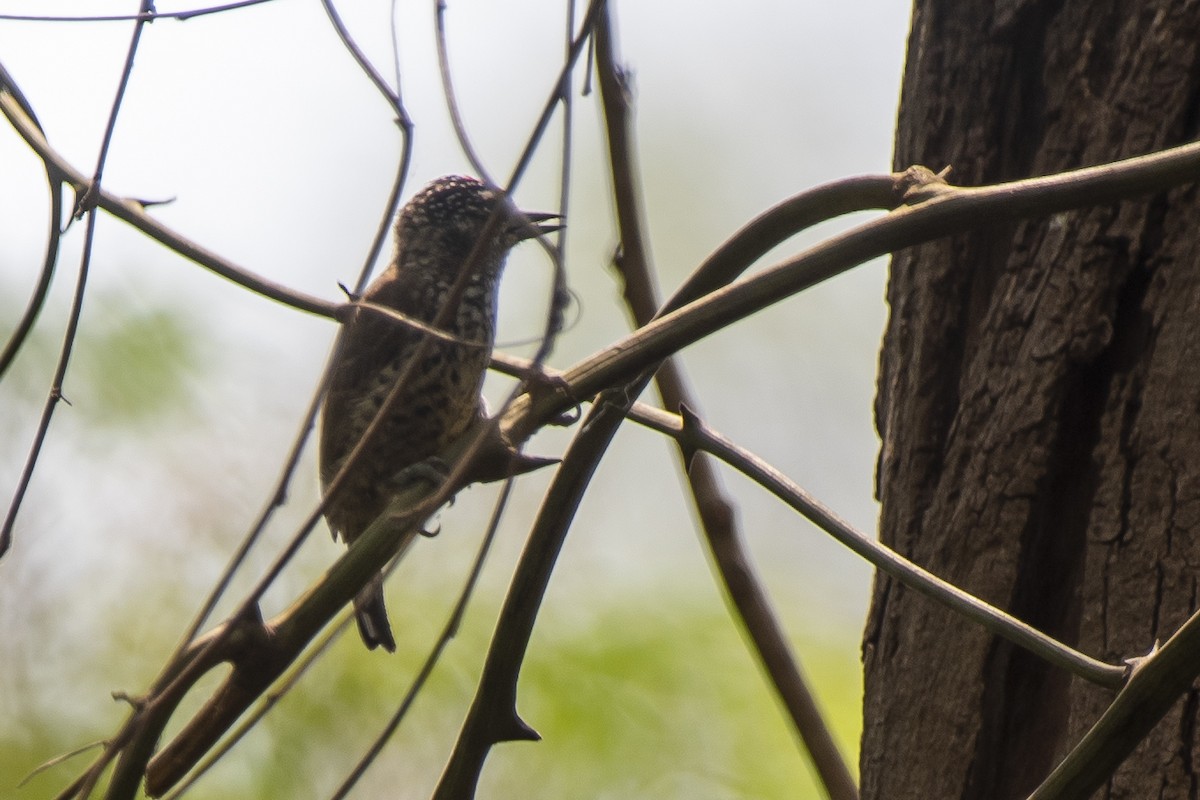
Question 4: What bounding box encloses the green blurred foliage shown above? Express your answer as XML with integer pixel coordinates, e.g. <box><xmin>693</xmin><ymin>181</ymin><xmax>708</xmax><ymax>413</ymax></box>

<box><xmin>71</xmin><ymin>303</ymin><xmax>205</xmax><ymax>425</ymax></box>
<box><xmin>4</xmin><ymin>589</ymin><xmax>861</xmax><ymax>799</ymax></box>
<box><xmin>1</xmin><ymin>287</ymin><xmax>205</xmax><ymax>427</ymax></box>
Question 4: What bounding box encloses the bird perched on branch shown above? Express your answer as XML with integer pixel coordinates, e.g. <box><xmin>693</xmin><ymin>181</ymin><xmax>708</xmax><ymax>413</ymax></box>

<box><xmin>319</xmin><ymin>174</ymin><xmax>559</xmax><ymax>652</ymax></box>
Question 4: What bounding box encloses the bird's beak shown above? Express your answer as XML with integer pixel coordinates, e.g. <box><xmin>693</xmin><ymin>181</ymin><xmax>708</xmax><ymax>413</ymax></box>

<box><xmin>510</xmin><ymin>210</ymin><xmax>564</xmax><ymax>241</ymax></box>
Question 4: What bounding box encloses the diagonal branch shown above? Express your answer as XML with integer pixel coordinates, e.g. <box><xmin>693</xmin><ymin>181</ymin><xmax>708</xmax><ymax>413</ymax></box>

<box><xmin>593</xmin><ymin>14</ymin><xmax>857</xmax><ymax>800</ymax></box>
<box><xmin>501</xmin><ymin>143</ymin><xmax>1200</xmax><ymax>445</ymax></box>
<box><xmin>491</xmin><ymin>352</ymin><xmax>1129</xmax><ymax>690</ymax></box>
<box><xmin>0</xmin><ymin>61</ymin><xmax>64</xmax><ymax>383</ymax></box>
<box><xmin>0</xmin><ymin>71</ymin><xmax>338</xmax><ymax>319</ymax></box>
<box><xmin>1029</xmin><ymin>613</ymin><xmax>1200</xmax><ymax>799</ymax></box>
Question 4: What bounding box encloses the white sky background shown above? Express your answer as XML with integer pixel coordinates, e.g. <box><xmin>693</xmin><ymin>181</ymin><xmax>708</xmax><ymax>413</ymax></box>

<box><xmin>0</xmin><ymin>0</ymin><xmax>911</xmax><ymax>777</ymax></box>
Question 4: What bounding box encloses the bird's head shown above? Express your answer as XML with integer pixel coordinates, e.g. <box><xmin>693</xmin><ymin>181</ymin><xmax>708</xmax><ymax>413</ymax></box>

<box><xmin>394</xmin><ymin>175</ymin><xmax>560</xmax><ymax>281</ymax></box>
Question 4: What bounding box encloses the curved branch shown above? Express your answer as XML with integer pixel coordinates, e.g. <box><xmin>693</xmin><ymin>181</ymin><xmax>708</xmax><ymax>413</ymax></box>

<box><xmin>502</xmin><ymin>141</ymin><xmax>1200</xmax><ymax>443</ymax></box>
<box><xmin>0</xmin><ymin>0</ymin><xmax>278</xmax><ymax>23</ymax></box>
<box><xmin>319</xmin><ymin>0</ymin><xmax>408</xmax><ymax>124</ymax></box>
<box><xmin>502</xmin><ymin>0</ymin><xmax>605</xmax><ymax>191</ymax></box>
<box><xmin>434</xmin><ymin>0</ymin><xmax>493</xmax><ymax>183</ymax></box>
<box><xmin>0</xmin><ymin>64</ymin><xmax>63</xmax><ymax>380</ymax></box>
<box><xmin>0</xmin><ymin>77</ymin><xmax>338</xmax><ymax>319</ymax></box>
<box><xmin>668</xmin><ymin>405</ymin><xmax>1127</xmax><ymax>689</ymax></box>
<box><xmin>493</xmin><ymin>352</ymin><xmax>1131</xmax><ymax>691</ymax></box>
<box><xmin>593</xmin><ymin>15</ymin><xmax>857</xmax><ymax>799</ymax></box>
<box><xmin>435</xmin><ymin>51</ymin><xmax>905</xmax><ymax>800</ymax></box>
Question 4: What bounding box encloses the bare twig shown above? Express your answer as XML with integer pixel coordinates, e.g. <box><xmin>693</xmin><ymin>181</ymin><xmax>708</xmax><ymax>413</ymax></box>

<box><xmin>434</xmin><ymin>0</ymin><xmax>493</xmax><ymax>183</ymax></box>
<box><xmin>432</xmin><ymin>391</ymin><xmax>628</xmax><ymax>800</ymax></box>
<box><xmin>0</xmin><ymin>3</ymin><xmax>149</xmax><ymax>566</ymax></box>
<box><xmin>503</xmin><ymin>0</ymin><xmax>605</xmax><ymax>191</ymax></box>
<box><xmin>43</xmin><ymin>10</ymin><xmax>158</xmax><ymax>797</ymax></box>
<box><xmin>328</xmin><ymin>474</ymin><xmax>522</xmax><ymax>799</ymax></box>
<box><xmin>171</xmin><ymin>0</ymin><xmax>417</xmax><ymax>651</ymax></box>
<box><xmin>0</xmin><ymin>63</ymin><xmax>64</xmax><ymax>384</ymax></box>
<box><xmin>666</xmin><ymin>406</ymin><xmax>1127</xmax><ymax>689</ymax></box>
<box><xmin>0</xmin><ymin>73</ymin><xmax>338</xmax><ymax>318</ymax></box>
<box><xmin>593</xmin><ymin>13</ymin><xmax>858</xmax><ymax>799</ymax></box>
<box><xmin>501</xmin><ymin>144</ymin><xmax>1200</xmax><ymax>445</ymax></box>
<box><xmin>0</xmin><ymin>0</ymin><xmax>278</xmax><ymax>23</ymax></box>
<box><xmin>320</xmin><ymin>0</ymin><xmax>408</xmax><ymax>126</ymax></box>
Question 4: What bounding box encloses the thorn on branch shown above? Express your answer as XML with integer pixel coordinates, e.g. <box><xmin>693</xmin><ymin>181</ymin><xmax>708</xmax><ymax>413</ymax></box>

<box><xmin>503</xmin><ymin>712</ymin><xmax>541</xmax><ymax>744</ymax></box>
<box><xmin>131</xmin><ymin>194</ymin><xmax>177</xmax><ymax>209</ymax></box>
<box><xmin>111</xmin><ymin>690</ymin><xmax>147</xmax><ymax>710</ymax></box>
<box><xmin>676</xmin><ymin>402</ymin><xmax>702</xmax><ymax>468</ymax></box>
<box><xmin>335</xmin><ymin>283</ymin><xmax>361</xmax><ymax>323</ymax></box>
<box><xmin>1123</xmin><ymin>639</ymin><xmax>1161</xmax><ymax>681</ymax></box>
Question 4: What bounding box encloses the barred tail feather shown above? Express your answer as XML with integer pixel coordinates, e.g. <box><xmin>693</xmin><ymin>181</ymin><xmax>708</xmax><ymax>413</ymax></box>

<box><xmin>353</xmin><ymin>574</ymin><xmax>396</xmax><ymax>653</ymax></box>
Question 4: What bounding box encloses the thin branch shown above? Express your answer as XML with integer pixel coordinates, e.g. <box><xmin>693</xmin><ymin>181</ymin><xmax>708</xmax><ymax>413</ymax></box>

<box><xmin>434</xmin><ymin>0</ymin><xmax>493</xmax><ymax>183</ymax></box>
<box><xmin>503</xmin><ymin>0</ymin><xmax>605</xmax><ymax>191</ymax></box>
<box><xmin>51</xmin><ymin>9</ymin><xmax>155</xmax><ymax>797</ymax></box>
<box><xmin>0</xmin><ymin>72</ymin><xmax>64</xmax><ymax>557</ymax></box>
<box><xmin>0</xmin><ymin>63</ymin><xmax>64</xmax><ymax>384</ymax></box>
<box><xmin>319</xmin><ymin>0</ymin><xmax>406</xmax><ymax>122</ymax></box>
<box><xmin>0</xmin><ymin>2</ymin><xmax>149</xmax><ymax>565</ymax></box>
<box><xmin>328</xmin><ymin>474</ymin><xmax>521</xmax><ymax>799</ymax></box>
<box><xmin>629</xmin><ymin>393</ymin><xmax>1125</xmax><ymax>687</ymax></box>
<box><xmin>20</xmin><ymin>740</ymin><xmax>106</xmax><ymax>789</ymax></box>
<box><xmin>0</xmin><ymin>0</ymin><xmax>278</xmax><ymax>23</ymax></box>
<box><xmin>1029</xmin><ymin>611</ymin><xmax>1200</xmax><ymax>799</ymax></box>
<box><xmin>0</xmin><ymin>74</ymin><xmax>338</xmax><ymax>318</ymax></box>
<box><xmin>494</xmin><ymin>351</ymin><xmax>1130</xmax><ymax>689</ymax></box>
<box><xmin>534</xmin><ymin>0</ymin><xmax>576</xmax><ymax>366</ymax></box>
<box><xmin>323</xmin><ymin>0</ymin><xmax>414</xmax><ymax>294</ymax></box>
<box><xmin>669</xmin><ymin>405</ymin><xmax>1126</xmax><ymax>689</ymax></box>
<box><xmin>432</xmin><ymin>391</ymin><xmax>628</xmax><ymax>800</ymax></box>
<box><xmin>593</xmin><ymin>12</ymin><xmax>858</xmax><ymax>799</ymax></box>
<box><xmin>501</xmin><ymin>145</ymin><xmax>1200</xmax><ymax>445</ymax></box>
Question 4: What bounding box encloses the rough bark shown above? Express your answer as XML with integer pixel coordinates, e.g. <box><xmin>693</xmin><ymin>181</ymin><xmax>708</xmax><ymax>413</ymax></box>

<box><xmin>864</xmin><ymin>2</ymin><xmax>1200</xmax><ymax>798</ymax></box>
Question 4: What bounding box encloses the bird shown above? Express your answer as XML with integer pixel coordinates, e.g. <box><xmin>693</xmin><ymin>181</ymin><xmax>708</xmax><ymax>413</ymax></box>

<box><xmin>318</xmin><ymin>174</ymin><xmax>559</xmax><ymax>652</ymax></box>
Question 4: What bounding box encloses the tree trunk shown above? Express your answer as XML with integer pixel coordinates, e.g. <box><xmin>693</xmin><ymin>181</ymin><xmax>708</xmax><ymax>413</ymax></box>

<box><xmin>863</xmin><ymin>2</ymin><xmax>1200</xmax><ymax>798</ymax></box>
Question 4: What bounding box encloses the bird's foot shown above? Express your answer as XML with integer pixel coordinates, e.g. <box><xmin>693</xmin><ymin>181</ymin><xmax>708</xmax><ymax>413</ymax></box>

<box><xmin>390</xmin><ymin>457</ymin><xmax>454</xmax><ymax>537</ymax></box>
<box><xmin>392</xmin><ymin>456</ymin><xmax>452</xmax><ymax>491</ymax></box>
